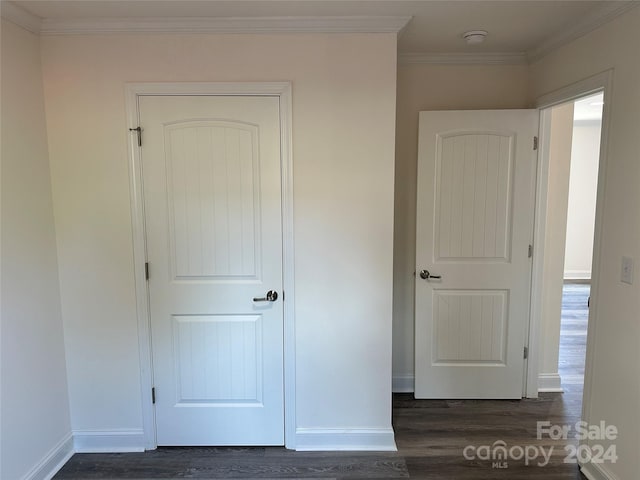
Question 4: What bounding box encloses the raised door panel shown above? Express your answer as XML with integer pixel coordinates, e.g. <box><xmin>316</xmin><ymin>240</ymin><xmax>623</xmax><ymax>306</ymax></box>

<box><xmin>435</xmin><ymin>133</ymin><xmax>514</xmax><ymax>262</ymax></box>
<box><xmin>433</xmin><ymin>290</ymin><xmax>507</xmax><ymax>364</ymax></box>
<box><xmin>165</xmin><ymin>121</ymin><xmax>260</xmax><ymax>280</ymax></box>
<box><xmin>173</xmin><ymin>315</ymin><xmax>263</xmax><ymax>405</ymax></box>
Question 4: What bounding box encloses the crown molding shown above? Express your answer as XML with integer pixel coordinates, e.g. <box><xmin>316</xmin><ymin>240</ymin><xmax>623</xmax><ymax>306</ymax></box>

<box><xmin>527</xmin><ymin>1</ymin><xmax>639</xmax><ymax>63</ymax></box>
<box><xmin>1</xmin><ymin>1</ymin><xmax>42</xmax><ymax>34</ymax></box>
<box><xmin>399</xmin><ymin>52</ymin><xmax>528</xmax><ymax>66</ymax></box>
<box><xmin>38</xmin><ymin>15</ymin><xmax>412</xmax><ymax>35</ymax></box>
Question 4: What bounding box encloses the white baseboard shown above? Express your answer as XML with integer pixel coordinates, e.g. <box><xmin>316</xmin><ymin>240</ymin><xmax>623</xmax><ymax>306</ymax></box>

<box><xmin>538</xmin><ymin>373</ymin><xmax>564</xmax><ymax>392</ymax></box>
<box><xmin>20</xmin><ymin>432</ymin><xmax>74</xmax><ymax>480</ymax></box>
<box><xmin>73</xmin><ymin>429</ymin><xmax>146</xmax><ymax>453</ymax></box>
<box><xmin>581</xmin><ymin>461</ymin><xmax>620</xmax><ymax>480</ymax></box>
<box><xmin>564</xmin><ymin>270</ymin><xmax>591</xmax><ymax>281</ymax></box>
<box><xmin>295</xmin><ymin>428</ymin><xmax>397</xmax><ymax>451</ymax></box>
<box><xmin>392</xmin><ymin>374</ymin><xmax>414</xmax><ymax>393</ymax></box>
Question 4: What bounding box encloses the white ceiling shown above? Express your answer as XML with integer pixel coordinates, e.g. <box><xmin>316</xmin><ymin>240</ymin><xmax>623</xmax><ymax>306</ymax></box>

<box><xmin>5</xmin><ymin>1</ymin><xmax>638</xmax><ymax>61</ymax></box>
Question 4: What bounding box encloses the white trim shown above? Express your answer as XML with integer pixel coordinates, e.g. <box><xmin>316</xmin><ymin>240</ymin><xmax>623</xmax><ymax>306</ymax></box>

<box><xmin>40</xmin><ymin>15</ymin><xmax>411</xmax><ymax>35</ymax></box>
<box><xmin>399</xmin><ymin>52</ymin><xmax>527</xmax><ymax>66</ymax></box>
<box><xmin>1</xmin><ymin>1</ymin><xmax>42</xmax><ymax>34</ymax></box>
<box><xmin>564</xmin><ymin>270</ymin><xmax>591</xmax><ymax>281</ymax></box>
<box><xmin>525</xmin><ymin>107</ymin><xmax>551</xmax><ymax>399</ymax></box>
<box><xmin>73</xmin><ymin>429</ymin><xmax>145</xmax><ymax>453</ymax></box>
<box><xmin>526</xmin><ymin>68</ymin><xmax>613</xmax><ymax>423</ymax></box>
<box><xmin>527</xmin><ymin>2</ymin><xmax>639</xmax><ymax>63</ymax></box>
<box><xmin>279</xmin><ymin>84</ymin><xmax>297</xmax><ymax>450</ymax></box>
<box><xmin>392</xmin><ymin>374</ymin><xmax>414</xmax><ymax>393</ymax></box>
<box><xmin>20</xmin><ymin>432</ymin><xmax>74</xmax><ymax>480</ymax></box>
<box><xmin>574</xmin><ymin>118</ymin><xmax>603</xmax><ymax>127</ymax></box>
<box><xmin>536</xmin><ymin>71</ymin><xmax>613</xmax><ymax>109</ymax></box>
<box><xmin>125</xmin><ymin>85</ymin><xmax>155</xmax><ymax>450</ymax></box>
<box><xmin>537</xmin><ymin>373</ymin><xmax>564</xmax><ymax>393</ymax></box>
<box><xmin>126</xmin><ymin>82</ymin><xmax>293</xmax><ymax>97</ymax></box>
<box><xmin>581</xmin><ymin>462</ymin><xmax>621</xmax><ymax>480</ymax></box>
<box><xmin>295</xmin><ymin>428</ymin><xmax>397</xmax><ymax>452</ymax></box>
<box><xmin>579</xmin><ymin>71</ymin><xmax>614</xmax><ymax>455</ymax></box>
<box><xmin>124</xmin><ymin>81</ymin><xmax>296</xmax><ymax>450</ymax></box>
<box><xmin>564</xmin><ymin>278</ymin><xmax>590</xmax><ymax>285</ymax></box>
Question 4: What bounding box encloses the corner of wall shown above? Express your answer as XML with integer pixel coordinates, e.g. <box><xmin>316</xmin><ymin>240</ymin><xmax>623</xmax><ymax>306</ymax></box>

<box><xmin>1</xmin><ymin>17</ymin><xmax>73</xmax><ymax>480</ymax></box>
<box><xmin>19</xmin><ymin>434</ymin><xmax>74</xmax><ymax>480</ymax></box>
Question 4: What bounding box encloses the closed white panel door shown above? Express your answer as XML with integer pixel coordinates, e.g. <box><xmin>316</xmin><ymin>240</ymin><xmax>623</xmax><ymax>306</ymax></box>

<box><xmin>140</xmin><ymin>95</ymin><xmax>284</xmax><ymax>445</ymax></box>
<box><xmin>415</xmin><ymin>110</ymin><xmax>538</xmax><ymax>399</ymax></box>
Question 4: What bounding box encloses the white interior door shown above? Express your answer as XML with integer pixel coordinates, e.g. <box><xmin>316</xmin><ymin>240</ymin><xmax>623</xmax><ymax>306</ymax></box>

<box><xmin>415</xmin><ymin>110</ymin><xmax>538</xmax><ymax>399</ymax></box>
<box><xmin>140</xmin><ymin>95</ymin><xmax>284</xmax><ymax>445</ymax></box>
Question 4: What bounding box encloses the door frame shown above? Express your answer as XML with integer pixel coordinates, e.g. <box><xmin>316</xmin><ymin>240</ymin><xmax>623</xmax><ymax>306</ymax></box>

<box><xmin>124</xmin><ymin>82</ymin><xmax>295</xmax><ymax>450</ymax></box>
<box><xmin>525</xmin><ymin>70</ymin><xmax>613</xmax><ymax>407</ymax></box>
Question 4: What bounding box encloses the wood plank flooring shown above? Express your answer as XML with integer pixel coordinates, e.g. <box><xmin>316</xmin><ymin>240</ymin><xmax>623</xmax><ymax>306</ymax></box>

<box><xmin>53</xmin><ymin>448</ymin><xmax>407</xmax><ymax>479</ymax></box>
<box><xmin>54</xmin><ymin>285</ymin><xmax>590</xmax><ymax>480</ymax></box>
<box><xmin>558</xmin><ymin>284</ymin><xmax>589</xmax><ymax>392</ymax></box>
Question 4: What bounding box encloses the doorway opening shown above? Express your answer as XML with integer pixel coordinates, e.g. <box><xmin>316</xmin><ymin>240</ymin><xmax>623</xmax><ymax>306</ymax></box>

<box><xmin>560</xmin><ymin>93</ymin><xmax>603</xmax><ymax>398</ymax></box>
<box><xmin>537</xmin><ymin>92</ymin><xmax>604</xmax><ymax>404</ymax></box>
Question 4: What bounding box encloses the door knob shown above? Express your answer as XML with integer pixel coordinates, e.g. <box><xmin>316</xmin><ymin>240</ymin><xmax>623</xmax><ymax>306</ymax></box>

<box><xmin>419</xmin><ymin>269</ymin><xmax>441</xmax><ymax>280</ymax></box>
<box><xmin>253</xmin><ymin>290</ymin><xmax>278</xmax><ymax>302</ymax></box>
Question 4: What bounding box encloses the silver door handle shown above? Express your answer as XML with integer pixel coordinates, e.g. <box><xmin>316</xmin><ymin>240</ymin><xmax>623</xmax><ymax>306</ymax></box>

<box><xmin>419</xmin><ymin>269</ymin><xmax>441</xmax><ymax>280</ymax></box>
<box><xmin>253</xmin><ymin>290</ymin><xmax>278</xmax><ymax>302</ymax></box>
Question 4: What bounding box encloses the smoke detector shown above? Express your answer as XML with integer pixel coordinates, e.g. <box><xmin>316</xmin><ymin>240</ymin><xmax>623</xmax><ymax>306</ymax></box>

<box><xmin>463</xmin><ymin>30</ymin><xmax>488</xmax><ymax>45</ymax></box>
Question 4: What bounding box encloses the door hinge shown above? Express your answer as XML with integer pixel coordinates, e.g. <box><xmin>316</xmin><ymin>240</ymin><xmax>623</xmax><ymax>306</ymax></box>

<box><xmin>524</xmin><ymin>346</ymin><xmax>529</xmax><ymax>359</ymax></box>
<box><xmin>528</xmin><ymin>244</ymin><xmax>533</xmax><ymax>258</ymax></box>
<box><xmin>533</xmin><ymin>136</ymin><xmax>539</xmax><ymax>151</ymax></box>
<box><xmin>145</xmin><ymin>262</ymin><xmax>149</xmax><ymax>280</ymax></box>
<box><xmin>151</xmin><ymin>387</ymin><xmax>156</xmax><ymax>404</ymax></box>
<box><xmin>129</xmin><ymin>126</ymin><xmax>142</xmax><ymax>146</ymax></box>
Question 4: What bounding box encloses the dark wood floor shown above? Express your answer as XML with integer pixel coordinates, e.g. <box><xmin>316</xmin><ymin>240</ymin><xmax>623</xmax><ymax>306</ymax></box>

<box><xmin>54</xmin><ymin>285</ymin><xmax>590</xmax><ymax>480</ymax></box>
<box><xmin>558</xmin><ymin>284</ymin><xmax>589</xmax><ymax>392</ymax></box>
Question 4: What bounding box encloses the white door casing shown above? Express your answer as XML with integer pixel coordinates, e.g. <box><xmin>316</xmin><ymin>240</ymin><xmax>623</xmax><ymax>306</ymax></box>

<box><xmin>140</xmin><ymin>95</ymin><xmax>284</xmax><ymax>445</ymax></box>
<box><xmin>415</xmin><ymin>110</ymin><xmax>538</xmax><ymax>399</ymax></box>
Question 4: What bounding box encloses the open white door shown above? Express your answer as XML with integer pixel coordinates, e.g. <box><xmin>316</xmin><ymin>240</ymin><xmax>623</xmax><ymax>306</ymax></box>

<box><xmin>140</xmin><ymin>95</ymin><xmax>284</xmax><ymax>445</ymax></box>
<box><xmin>415</xmin><ymin>110</ymin><xmax>538</xmax><ymax>399</ymax></box>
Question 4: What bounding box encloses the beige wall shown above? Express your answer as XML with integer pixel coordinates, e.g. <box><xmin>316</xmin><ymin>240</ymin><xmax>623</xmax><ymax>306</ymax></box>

<box><xmin>0</xmin><ymin>19</ymin><xmax>72</xmax><ymax>479</ymax></box>
<box><xmin>40</xmin><ymin>32</ymin><xmax>398</xmax><ymax>442</ymax></box>
<box><xmin>393</xmin><ymin>64</ymin><xmax>530</xmax><ymax>382</ymax></box>
<box><xmin>538</xmin><ymin>103</ymin><xmax>574</xmax><ymax>389</ymax></box>
<box><xmin>530</xmin><ymin>7</ymin><xmax>640</xmax><ymax>479</ymax></box>
<box><xmin>3</xmin><ymin>4</ymin><xmax>637</xmax><ymax>469</ymax></box>
<box><xmin>564</xmin><ymin>120</ymin><xmax>602</xmax><ymax>280</ymax></box>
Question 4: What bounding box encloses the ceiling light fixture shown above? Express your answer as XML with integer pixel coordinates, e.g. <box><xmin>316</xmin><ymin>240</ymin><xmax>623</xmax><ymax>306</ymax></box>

<box><xmin>463</xmin><ymin>30</ymin><xmax>488</xmax><ymax>45</ymax></box>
